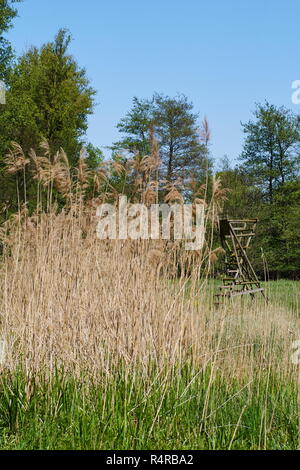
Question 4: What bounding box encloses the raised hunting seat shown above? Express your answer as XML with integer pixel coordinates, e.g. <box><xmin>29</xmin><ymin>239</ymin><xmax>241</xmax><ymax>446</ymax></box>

<box><xmin>214</xmin><ymin>218</ymin><xmax>267</xmax><ymax>307</ymax></box>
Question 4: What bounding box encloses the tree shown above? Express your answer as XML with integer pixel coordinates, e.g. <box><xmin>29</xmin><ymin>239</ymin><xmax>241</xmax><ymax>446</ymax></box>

<box><xmin>114</xmin><ymin>93</ymin><xmax>211</xmax><ymax>184</ymax></box>
<box><xmin>0</xmin><ymin>0</ymin><xmax>22</xmax><ymax>80</ymax></box>
<box><xmin>153</xmin><ymin>93</ymin><xmax>210</xmax><ymax>182</ymax></box>
<box><xmin>85</xmin><ymin>143</ymin><xmax>104</xmax><ymax>170</ymax></box>
<box><xmin>0</xmin><ymin>29</ymin><xmax>96</xmax><ymax>212</ymax></box>
<box><xmin>216</xmin><ymin>162</ymin><xmax>263</xmax><ymax>220</ymax></box>
<box><xmin>240</xmin><ymin>102</ymin><xmax>300</xmax><ymax>203</ymax></box>
<box><xmin>0</xmin><ymin>29</ymin><xmax>96</xmax><ymax>161</ymax></box>
<box><xmin>239</xmin><ymin>102</ymin><xmax>300</xmax><ymax>277</ymax></box>
<box><xmin>113</xmin><ymin>96</ymin><xmax>153</xmax><ymax>156</ymax></box>
<box><xmin>255</xmin><ymin>180</ymin><xmax>300</xmax><ymax>278</ymax></box>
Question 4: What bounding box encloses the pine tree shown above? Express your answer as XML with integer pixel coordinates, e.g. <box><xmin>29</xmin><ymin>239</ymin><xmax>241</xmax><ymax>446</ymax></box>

<box><xmin>114</xmin><ymin>93</ymin><xmax>211</xmax><ymax>184</ymax></box>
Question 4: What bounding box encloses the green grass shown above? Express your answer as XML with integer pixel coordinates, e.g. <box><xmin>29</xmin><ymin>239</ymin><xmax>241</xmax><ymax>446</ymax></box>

<box><xmin>0</xmin><ymin>366</ymin><xmax>297</xmax><ymax>450</ymax></box>
<box><xmin>197</xmin><ymin>279</ymin><xmax>300</xmax><ymax>314</ymax></box>
<box><xmin>264</xmin><ymin>280</ymin><xmax>300</xmax><ymax>314</ymax></box>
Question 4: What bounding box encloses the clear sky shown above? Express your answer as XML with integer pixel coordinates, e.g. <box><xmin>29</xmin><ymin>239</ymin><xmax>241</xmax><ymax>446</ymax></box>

<box><xmin>6</xmin><ymin>0</ymin><xmax>300</xmax><ymax>165</ymax></box>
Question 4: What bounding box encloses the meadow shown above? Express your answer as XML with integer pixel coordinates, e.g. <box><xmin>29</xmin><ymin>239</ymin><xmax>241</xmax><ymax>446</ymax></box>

<box><xmin>0</xmin><ymin>144</ymin><xmax>299</xmax><ymax>451</ymax></box>
<box><xmin>0</xmin><ymin>207</ymin><xmax>299</xmax><ymax>450</ymax></box>
<box><xmin>1</xmin><ymin>0</ymin><xmax>300</xmax><ymax>453</ymax></box>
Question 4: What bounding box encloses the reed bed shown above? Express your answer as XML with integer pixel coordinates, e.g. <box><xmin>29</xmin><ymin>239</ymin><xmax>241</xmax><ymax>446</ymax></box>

<box><xmin>0</xmin><ymin>142</ymin><xmax>299</xmax><ymax>449</ymax></box>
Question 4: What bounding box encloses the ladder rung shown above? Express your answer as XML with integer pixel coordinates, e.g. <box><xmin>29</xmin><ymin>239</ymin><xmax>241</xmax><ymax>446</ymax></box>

<box><xmin>235</xmin><ymin>233</ymin><xmax>255</xmax><ymax>237</ymax></box>
<box><xmin>236</xmin><ymin>281</ymin><xmax>258</xmax><ymax>285</ymax></box>
<box><xmin>230</xmin><ymin>288</ymin><xmax>264</xmax><ymax>297</ymax></box>
<box><xmin>228</xmin><ymin>219</ymin><xmax>258</xmax><ymax>223</ymax></box>
<box><xmin>225</xmin><ymin>233</ymin><xmax>255</xmax><ymax>237</ymax></box>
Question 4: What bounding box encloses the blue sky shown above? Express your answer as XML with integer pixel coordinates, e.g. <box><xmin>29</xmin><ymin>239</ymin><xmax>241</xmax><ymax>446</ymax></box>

<box><xmin>7</xmin><ymin>0</ymin><xmax>300</xmax><ymax>165</ymax></box>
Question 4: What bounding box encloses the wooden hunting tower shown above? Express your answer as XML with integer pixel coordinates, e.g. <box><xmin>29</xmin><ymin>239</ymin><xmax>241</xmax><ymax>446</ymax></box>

<box><xmin>215</xmin><ymin>218</ymin><xmax>266</xmax><ymax>306</ymax></box>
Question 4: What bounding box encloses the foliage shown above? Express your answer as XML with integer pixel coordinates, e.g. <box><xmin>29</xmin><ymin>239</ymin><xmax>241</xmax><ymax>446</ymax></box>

<box><xmin>240</xmin><ymin>102</ymin><xmax>300</xmax><ymax>204</ymax></box>
<box><xmin>113</xmin><ymin>96</ymin><xmax>154</xmax><ymax>156</ymax></box>
<box><xmin>152</xmin><ymin>93</ymin><xmax>210</xmax><ymax>181</ymax></box>
<box><xmin>0</xmin><ymin>28</ymin><xmax>96</xmax><ymax>211</ymax></box>
<box><xmin>0</xmin><ymin>0</ymin><xmax>22</xmax><ymax>80</ymax></box>
<box><xmin>0</xmin><ymin>29</ymin><xmax>95</xmax><ymax>160</ymax></box>
<box><xmin>114</xmin><ymin>93</ymin><xmax>212</xmax><ymax>184</ymax></box>
<box><xmin>256</xmin><ymin>180</ymin><xmax>300</xmax><ymax>277</ymax></box>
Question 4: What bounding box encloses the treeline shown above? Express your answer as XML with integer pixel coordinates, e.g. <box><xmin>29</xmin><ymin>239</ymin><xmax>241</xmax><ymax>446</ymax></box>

<box><xmin>1</xmin><ymin>1</ymin><xmax>300</xmax><ymax>278</ymax></box>
<box><xmin>219</xmin><ymin>103</ymin><xmax>300</xmax><ymax>279</ymax></box>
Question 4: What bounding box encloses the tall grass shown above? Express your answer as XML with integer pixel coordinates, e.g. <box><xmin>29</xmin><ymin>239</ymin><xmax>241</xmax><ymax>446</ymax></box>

<box><xmin>0</xmin><ymin>142</ymin><xmax>299</xmax><ymax>449</ymax></box>
<box><xmin>0</xmin><ymin>367</ymin><xmax>297</xmax><ymax>450</ymax></box>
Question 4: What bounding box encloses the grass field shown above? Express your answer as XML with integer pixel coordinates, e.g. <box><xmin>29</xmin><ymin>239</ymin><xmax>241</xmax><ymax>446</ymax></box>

<box><xmin>0</xmin><ymin>208</ymin><xmax>299</xmax><ymax>450</ymax></box>
<box><xmin>0</xmin><ymin>364</ymin><xmax>298</xmax><ymax>450</ymax></box>
<box><xmin>206</xmin><ymin>278</ymin><xmax>300</xmax><ymax>314</ymax></box>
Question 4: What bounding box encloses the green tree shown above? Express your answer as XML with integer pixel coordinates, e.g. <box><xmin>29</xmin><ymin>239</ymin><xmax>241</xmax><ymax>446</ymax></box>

<box><xmin>85</xmin><ymin>143</ymin><xmax>103</xmax><ymax>170</ymax></box>
<box><xmin>113</xmin><ymin>96</ymin><xmax>153</xmax><ymax>156</ymax></box>
<box><xmin>0</xmin><ymin>29</ymin><xmax>96</xmax><ymax>213</ymax></box>
<box><xmin>114</xmin><ymin>93</ymin><xmax>211</xmax><ymax>183</ymax></box>
<box><xmin>216</xmin><ymin>161</ymin><xmax>263</xmax><ymax>220</ymax></box>
<box><xmin>0</xmin><ymin>29</ymin><xmax>95</xmax><ymax>161</ymax></box>
<box><xmin>0</xmin><ymin>0</ymin><xmax>22</xmax><ymax>80</ymax></box>
<box><xmin>255</xmin><ymin>180</ymin><xmax>300</xmax><ymax>278</ymax></box>
<box><xmin>240</xmin><ymin>102</ymin><xmax>300</xmax><ymax>203</ymax></box>
<box><xmin>153</xmin><ymin>93</ymin><xmax>209</xmax><ymax>182</ymax></box>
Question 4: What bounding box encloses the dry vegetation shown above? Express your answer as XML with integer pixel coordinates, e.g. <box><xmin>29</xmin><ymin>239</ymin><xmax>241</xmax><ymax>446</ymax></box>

<box><xmin>1</xmin><ymin>208</ymin><xmax>299</xmax><ymax>379</ymax></box>
<box><xmin>0</xmin><ymin>142</ymin><xmax>299</xmax><ymax>449</ymax></box>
